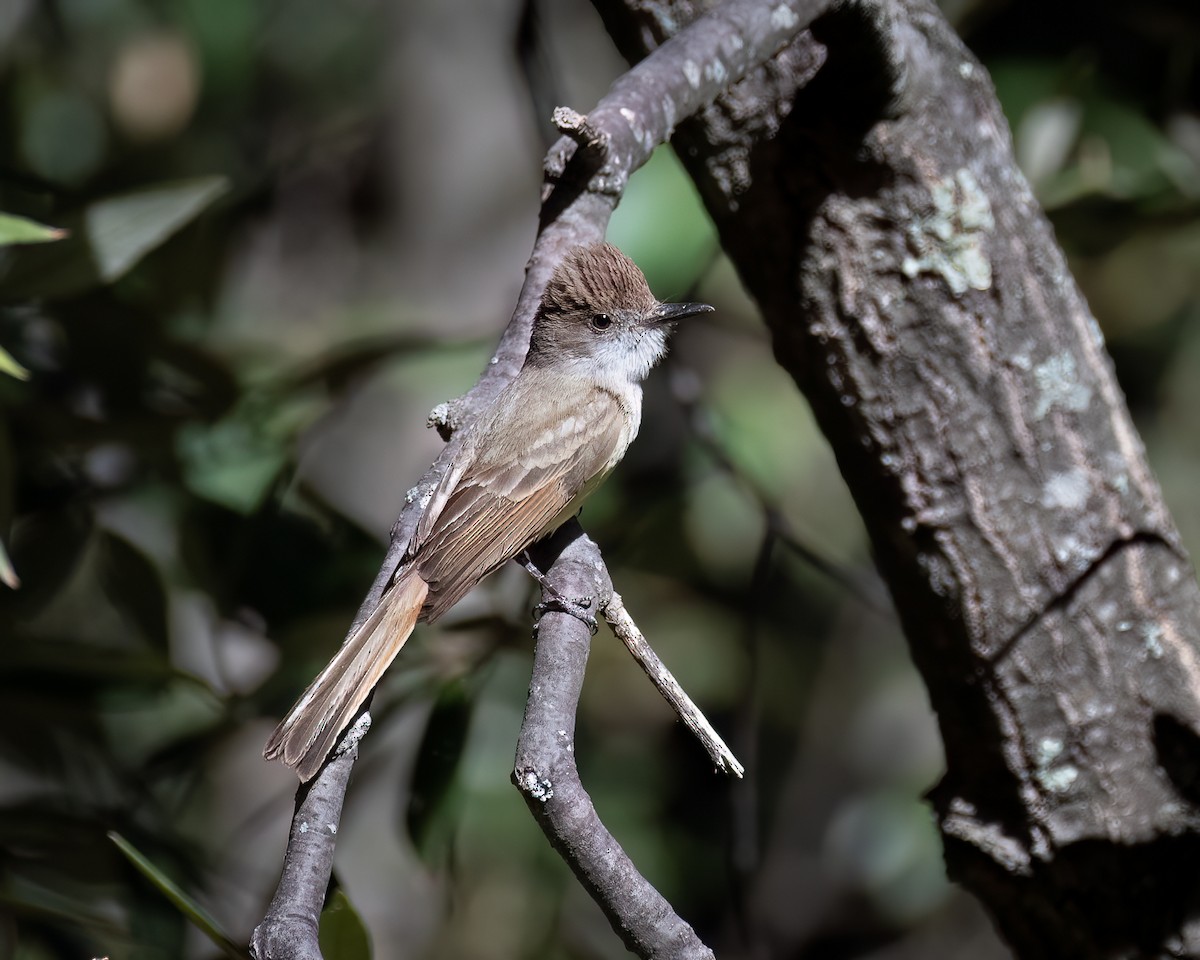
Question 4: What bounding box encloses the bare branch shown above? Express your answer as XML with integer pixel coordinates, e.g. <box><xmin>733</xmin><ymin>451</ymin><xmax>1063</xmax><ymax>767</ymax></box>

<box><xmin>249</xmin><ymin>734</ymin><xmax>360</xmax><ymax>960</ymax></box>
<box><xmin>603</xmin><ymin>592</ymin><xmax>745</xmax><ymax>777</ymax></box>
<box><xmin>515</xmin><ymin>523</ymin><xmax>716</xmax><ymax>960</ymax></box>
<box><xmin>550</xmin><ymin>106</ymin><xmax>608</xmax><ymax>150</ymax></box>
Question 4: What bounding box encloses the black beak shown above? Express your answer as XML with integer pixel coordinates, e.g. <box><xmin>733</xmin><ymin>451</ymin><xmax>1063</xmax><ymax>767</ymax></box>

<box><xmin>647</xmin><ymin>301</ymin><xmax>715</xmax><ymax>323</ymax></box>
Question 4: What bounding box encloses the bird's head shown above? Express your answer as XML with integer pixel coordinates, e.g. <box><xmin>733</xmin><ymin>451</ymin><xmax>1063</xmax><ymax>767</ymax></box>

<box><xmin>527</xmin><ymin>243</ymin><xmax>713</xmax><ymax>383</ymax></box>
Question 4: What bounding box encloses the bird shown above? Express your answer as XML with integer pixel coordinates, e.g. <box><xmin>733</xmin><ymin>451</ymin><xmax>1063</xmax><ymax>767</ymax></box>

<box><xmin>264</xmin><ymin>243</ymin><xmax>714</xmax><ymax>781</ymax></box>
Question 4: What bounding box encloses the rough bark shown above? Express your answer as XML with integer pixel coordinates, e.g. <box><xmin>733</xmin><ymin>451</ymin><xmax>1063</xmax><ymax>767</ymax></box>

<box><xmin>595</xmin><ymin>0</ymin><xmax>1200</xmax><ymax>956</ymax></box>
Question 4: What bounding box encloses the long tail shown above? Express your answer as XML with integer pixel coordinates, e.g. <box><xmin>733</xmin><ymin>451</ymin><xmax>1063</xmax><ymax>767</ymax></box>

<box><xmin>264</xmin><ymin>571</ymin><xmax>429</xmax><ymax>782</ymax></box>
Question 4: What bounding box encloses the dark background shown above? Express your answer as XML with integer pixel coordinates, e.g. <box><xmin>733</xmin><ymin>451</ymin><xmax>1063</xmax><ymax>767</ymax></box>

<box><xmin>1</xmin><ymin>0</ymin><xmax>1198</xmax><ymax>957</ymax></box>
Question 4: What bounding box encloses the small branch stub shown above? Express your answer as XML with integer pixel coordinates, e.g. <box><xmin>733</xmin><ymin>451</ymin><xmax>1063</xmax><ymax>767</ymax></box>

<box><xmin>551</xmin><ymin>106</ymin><xmax>610</xmax><ymax>151</ymax></box>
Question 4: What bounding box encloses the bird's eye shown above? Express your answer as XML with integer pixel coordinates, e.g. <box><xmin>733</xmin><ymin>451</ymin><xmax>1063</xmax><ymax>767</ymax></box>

<box><xmin>591</xmin><ymin>313</ymin><xmax>612</xmax><ymax>330</ymax></box>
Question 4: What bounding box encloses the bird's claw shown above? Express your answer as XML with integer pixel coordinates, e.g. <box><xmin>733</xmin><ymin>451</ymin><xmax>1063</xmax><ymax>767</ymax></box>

<box><xmin>533</xmin><ymin>593</ymin><xmax>599</xmax><ymax>636</ymax></box>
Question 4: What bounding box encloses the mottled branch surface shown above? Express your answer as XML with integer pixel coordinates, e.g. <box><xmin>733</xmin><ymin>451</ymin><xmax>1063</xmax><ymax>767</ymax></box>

<box><xmin>597</xmin><ymin>0</ymin><xmax>1200</xmax><ymax>956</ymax></box>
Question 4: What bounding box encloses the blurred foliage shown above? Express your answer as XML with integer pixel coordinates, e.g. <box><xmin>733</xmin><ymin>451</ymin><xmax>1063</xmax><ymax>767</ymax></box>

<box><xmin>107</xmin><ymin>832</ymin><xmax>247</xmax><ymax>960</ymax></box>
<box><xmin>319</xmin><ymin>891</ymin><xmax>371</xmax><ymax>960</ymax></box>
<box><xmin>0</xmin><ymin>1</ymin><xmax>1197</xmax><ymax>959</ymax></box>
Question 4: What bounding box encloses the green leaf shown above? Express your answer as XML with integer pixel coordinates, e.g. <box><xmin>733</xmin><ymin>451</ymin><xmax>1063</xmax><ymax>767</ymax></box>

<box><xmin>0</xmin><ymin>212</ymin><xmax>67</xmax><ymax>246</ymax></box>
<box><xmin>177</xmin><ymin>387</ymin><xmax>327</xmax><ymax>513</ymax></box>
<box><xmin>85</xmin><ymin>176</ymin><xmax>228</xmax><ymax>283</ymax></box>
<box><xmin>177</xmin><ymin>418</ymin><xmax>289</xmax><ymax>514</ymax></box>
<box><xmin>0</xmin><ymin>346</ymin><xmax>30</xmax><ymax>381</ymax></box>
<box><xmin>108</xmin><ymin>832</ymin><xmax>250</xmax><ymax>960</ymax></box>
<box><xmin>2</xmin><ymin>176</ymin><xmax>229</xmax><ymax>298</ymax></box>
<box><xmin>319</xmin><ymin>890</ymin><xmax>372</xmax><ymax>960</ymax></box>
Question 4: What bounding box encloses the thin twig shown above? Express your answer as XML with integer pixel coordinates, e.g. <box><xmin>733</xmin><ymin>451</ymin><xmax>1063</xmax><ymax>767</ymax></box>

<box><xmin>603</xmin><ymin>592</ymin><xmax>745</xmax><ymax>778</ymax></box>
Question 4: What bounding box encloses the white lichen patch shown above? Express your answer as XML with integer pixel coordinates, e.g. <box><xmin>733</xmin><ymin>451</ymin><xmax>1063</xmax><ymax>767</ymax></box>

<box><xmin>1142</xmin><ymin>623</ymin><xmax>1165</xmax><ymax>660</ymax></box>
<box><xmin>660</xmin><ymin>96</ymin><xmax>676</xmax><ymax>131</ymax></box>
<box><xmin>901</xmin><ymin>168</ymin><xmax>995</xmax><ymax>295</ymax></box>
<box><xmin>1041</xmin><ymin>468</ymin><xmax>1091</xmax><ymax>511</ymax></box>
<box><xmin>619</xmin><ymin>106</ymin><xmax>652</xmax><ymax>152</ymax></box>
<box><xmin>1036</xmin><ymin>737</ymin><xmax>1064</xmax><ymax>765</ymax></box>
<box><xmin>771</xmin><ymin>3</ymin><xmax>799</xmax><ymax>30</ymax></box>
<box><xmin>1033</xmin><ymin>351</ymin><xmax>1092</xmax><ymax>419</ymax></box>
<box><xmin>1052</xmin><ymin>532</ymin><xmax>1090</xmax><ymax>569</ymax></box>
<box><xmin>683</xmin><ymin>59</ymin><xmax>701</xmax><ymax>89</ymax></box>
<box><xmin>650</xmin><ymin>10</ymin><xmax>677</xmax><ymax>34</ymax></box>
<box><xmin>1103</xmin><ymin>452</ymin><xmax>1129</xmax><ymax>494</ymax></box>
<box><xmin>1036</xmin><ymin>763</ymin><xmax>1079</xmax><ymax>794</ymax></box>
<box><xmin>1034</xmin><ymin>737</ymin><xmax>1078</xmax><ymax>794</ymax></box>
<box><xmin>405</xmin><ymin>483</ymin><xmax>433</xmax><ymax>510</ymax></box>
<box><xmin>703</xmin><ymin>59</ymin><xmax>728</xmax><ymax>86</ymax></box>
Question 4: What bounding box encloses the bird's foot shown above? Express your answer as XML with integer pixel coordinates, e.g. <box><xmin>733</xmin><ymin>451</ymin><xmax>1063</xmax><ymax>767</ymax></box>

<box><xmin>533</xmin><ymin>593</ymin><xmax>599</xmax><ymax>636</ymax></box>
<box><xmin>519</xmin><ymin>550</ymin><xmax>599</xmax><ymax>636</ymax></box>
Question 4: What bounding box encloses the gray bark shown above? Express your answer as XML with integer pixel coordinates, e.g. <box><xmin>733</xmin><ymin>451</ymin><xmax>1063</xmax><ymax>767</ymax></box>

<box><xmin>596</xmin><ymin>0</ymin><xmax>1200</xmax><ymax>956</ymax></box>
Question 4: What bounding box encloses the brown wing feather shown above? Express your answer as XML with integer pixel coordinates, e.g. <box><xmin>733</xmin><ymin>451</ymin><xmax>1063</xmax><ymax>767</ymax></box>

<box><xmin>415</xmin><ymin>382</ymin><xmax>629</xmax><ymax>621</ymax></box>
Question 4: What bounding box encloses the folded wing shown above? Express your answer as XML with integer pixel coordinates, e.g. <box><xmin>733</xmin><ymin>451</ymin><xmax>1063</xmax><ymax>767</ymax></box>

<box><xmin>415</xmin><ymin>382</ymin><xmax>629</xmax><ymax>621</ymax></box>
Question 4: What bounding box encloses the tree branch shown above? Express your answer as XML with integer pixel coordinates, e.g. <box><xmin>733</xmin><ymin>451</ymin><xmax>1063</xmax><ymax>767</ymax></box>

<box><xmin>515</xmin><ymin>522</ymin><xmax>716</xmax><ymax>960</ymax></box>
<box><xmin>253</xmin><ymin>3</ymin><xmax>829</xmax><ymax>957</ymax></box>
<box><xmin>249</xmin><ymin>717</ymin><xmax>364</xmax><ymax>960</ymax></box>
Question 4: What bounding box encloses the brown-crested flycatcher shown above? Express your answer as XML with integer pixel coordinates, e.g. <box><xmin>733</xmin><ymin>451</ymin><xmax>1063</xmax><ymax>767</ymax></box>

<box><xmin>265</xmin><ymin>243</ymin><xmax>713</xmax><ymax>781</ymax></box>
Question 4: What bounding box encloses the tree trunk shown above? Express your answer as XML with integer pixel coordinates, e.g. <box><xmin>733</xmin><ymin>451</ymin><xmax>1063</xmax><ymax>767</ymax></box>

<box><xmin>598</xmin><ymin>0</ymin><xmax>1200</xmax><ymax>955</ymax></box>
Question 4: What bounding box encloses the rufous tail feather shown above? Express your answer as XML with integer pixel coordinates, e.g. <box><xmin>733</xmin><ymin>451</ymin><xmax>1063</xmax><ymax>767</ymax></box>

<box><xmin>264</xmin><ymin>572</ymin><xmax>429</xmax><ymax>782</ymax></box>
